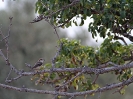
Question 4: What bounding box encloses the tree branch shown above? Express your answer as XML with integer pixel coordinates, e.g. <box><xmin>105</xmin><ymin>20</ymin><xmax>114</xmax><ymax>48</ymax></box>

<box><xmin>30</xmin><ymin>1</ymin><xmax>80</xmax><ymax>23</ymax></box>
<box><xmin>0</xmin><ymin>75</ymin><xmax>133</xmax><ymax>96</ymax></box>
<box><xmin>21</xmin><ymin>62</ymin><xmax>133</xmax><ymax>76</ymax></box>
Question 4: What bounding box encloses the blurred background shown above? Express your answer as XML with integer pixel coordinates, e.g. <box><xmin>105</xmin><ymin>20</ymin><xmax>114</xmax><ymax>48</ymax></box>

<box><xmin>0</xmin><ymin>0</ymin><xmax>133</xmax><ymax>99</ymax></box>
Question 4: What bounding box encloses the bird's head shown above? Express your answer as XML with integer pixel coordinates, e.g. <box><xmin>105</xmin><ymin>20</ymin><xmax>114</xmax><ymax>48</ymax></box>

<box><xmin>38</xmin><ymin>58</ymin><xmax>44</xmax><ymax>63</ymax></box>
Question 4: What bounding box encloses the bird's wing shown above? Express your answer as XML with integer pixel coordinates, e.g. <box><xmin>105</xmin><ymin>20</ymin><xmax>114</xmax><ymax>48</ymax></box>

<box><xmin>32</xmin><ymin>62</ymin><xmax>43</xmax><ymax>69</ymax></box>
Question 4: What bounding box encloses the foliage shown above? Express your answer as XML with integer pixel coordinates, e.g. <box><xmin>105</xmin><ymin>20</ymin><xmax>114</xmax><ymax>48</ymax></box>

<box><xmin>31</xmin><ymin>0</ymin><xmax>133</xmax><ymax>97</ymax></box>
<box><xmin>1</xmin><ymin>0</ymin><xmax>133</xmax><ymax>98</ymax></box>
<box><xmin>33</xmin><ymin>38</ymin><xmax>133</xmax><ymax>94</ymax></box>
<box><xmin>35</xmin><ymin>0</ymin><xmax>133</xmax><ymax>41</ymax></box>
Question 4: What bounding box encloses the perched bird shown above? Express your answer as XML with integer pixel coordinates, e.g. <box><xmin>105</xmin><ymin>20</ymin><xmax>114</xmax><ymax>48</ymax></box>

<box><xmin>32</xmin><ymin>58</ymin><xmax>44</xmax><ymax>70</ymax></box>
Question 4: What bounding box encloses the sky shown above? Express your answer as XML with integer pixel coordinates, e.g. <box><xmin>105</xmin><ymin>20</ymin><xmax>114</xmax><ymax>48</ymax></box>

<box><xmin>60</xmin><ymin>17</ymin><xmax>105</xmax><ymax>45</ymax></box>
<box><xmin>0</xmin><ymin>1</ymin><xmax>6</xmax><ymax>9</ymax></box>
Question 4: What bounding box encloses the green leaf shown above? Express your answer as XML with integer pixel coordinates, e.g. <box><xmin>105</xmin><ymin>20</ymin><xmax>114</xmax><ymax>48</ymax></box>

<box><xmin>79</xmin><ymin>18</ymin><xmax>84</xmax><ymax>26</ymax></box>
<box><xmin>50</xmin><ymin>73</ymin><xmax>56</xmax><ymax>80</ymax></box>
<box><xmin>120</xmin><ymin>11</ymin><xmax>126</xmax><ymax>18</ymax></box>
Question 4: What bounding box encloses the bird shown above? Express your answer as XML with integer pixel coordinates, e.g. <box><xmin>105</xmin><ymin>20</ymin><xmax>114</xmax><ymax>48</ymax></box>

<box><xmin>32</xmin><ymin>58</ymin><xmax>45</xmax><ymax>70</ymax></box>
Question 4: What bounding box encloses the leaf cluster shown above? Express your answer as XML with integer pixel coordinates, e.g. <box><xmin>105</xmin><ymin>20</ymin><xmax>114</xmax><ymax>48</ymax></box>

<box><xmin>33</xmin><ymin>0</ymin><xmax>133</xmax><ymax>96</ymax></box>
<box><xmin>35</xmin><ymin>0</ymin><xmax>133</xmax><ymax>40</ymax></box>
<box><xmin>32</xmin><ymin>38</ymin><xmax>133</xmax><ymax>94</ymax></box>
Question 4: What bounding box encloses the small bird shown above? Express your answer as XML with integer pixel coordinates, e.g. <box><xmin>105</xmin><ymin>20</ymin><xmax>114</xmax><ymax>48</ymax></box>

<box><xmin>32</xmin><ymin>58</ymin><xmax>45</xmax><ymax>70</ymax></box>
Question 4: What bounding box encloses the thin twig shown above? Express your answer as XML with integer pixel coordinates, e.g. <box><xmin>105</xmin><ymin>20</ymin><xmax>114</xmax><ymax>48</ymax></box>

<box><xmin>5</xmin><ymin>69</ymin><xmax>12</xmax><ymax>83</ymax></box>
<box><xmin>0</xmin><ymin>47</ymin><xmax>19</xmax><ymax>74</ymax></box>
<box><xmin>97</xmin><ymin>91</ymin><xmax>101</xmax><ymax>99</ymax></box>
<box><xmin>6</xmin><ymin>17</ymin><xmax>13</xmax><ymax>60</ymax></box>
<box><xmin>6</xmin><ymin>75</ymin><xmax>22</xmax><ymax>83</ymax></box>
<box><xmin>30</xmin><ymin>1</ymin><xmax>80</xmax><ymax>23</ymax></box>
<box><xmin>112</xmin><ymin>85</ymin><xmax>125</xmax><ymax>94</ymax></box>
<box><xmin>51</xmin><ymin>43</ymin><xmax>63</xmax><ymax>69</ymax></box>
<box><xmin>69</xmin><ymin>95</ymin><xmax>75</xmax><ymax>99</ymax></box>
<box><xmin>25</xmin><ymin>63</ymin><xmax>32</xmax><ymax>68</ymax></box>
<box><xmin>44</xmin><ymin>18</ymin><xmax>61</xmax><ymax>42</ymax></box>
<box><xmin>98</xmin><ymin>62</ymin><xmax>118</xmax><ymax>69</ymax></box>
<box><xmin>92</xmin><ymin>74</ymin><xmax>99</xmax><ymax>84</ymax></box>
<box><xmin>56</xmin><ymin>69</ymin><xmax>85</xmax><ymax>90</ymax></box>
<box><xmin>114</xmin><ymin>36</ymin><xmax>128</xmax><ymax>45</ymax></box>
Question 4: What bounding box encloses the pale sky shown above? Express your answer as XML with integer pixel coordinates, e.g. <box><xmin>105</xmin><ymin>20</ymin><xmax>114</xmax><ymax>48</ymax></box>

<box><xmin>0</xmin><ymin>1</ymin><xmax>6</xmax><ymax>9</ymax></box>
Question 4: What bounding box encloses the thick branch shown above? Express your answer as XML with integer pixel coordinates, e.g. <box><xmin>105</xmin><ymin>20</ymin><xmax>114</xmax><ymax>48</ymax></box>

<box><xmin>121</xmin><ymin>33</ymin><xmax>133</xmax><ymax>42</ymax></box>
<box><xmin>0</xmin><ymin>75</ymin><xmax>133</xmax><ymax>96</ymax></box>
<box><xmin>21</xmin><ymin>62</ymin><xmax>133</xmax><ymax>76</ymax></box>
